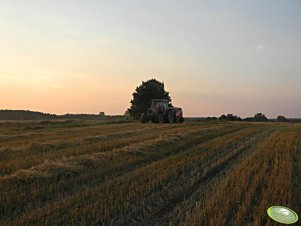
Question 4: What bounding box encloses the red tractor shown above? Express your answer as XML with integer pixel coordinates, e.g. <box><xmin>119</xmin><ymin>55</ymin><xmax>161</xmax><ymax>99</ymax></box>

<box><xmin>140</xmin><ymin>99</ymin><xmax>184</xmax><ymax>123</ymax></box>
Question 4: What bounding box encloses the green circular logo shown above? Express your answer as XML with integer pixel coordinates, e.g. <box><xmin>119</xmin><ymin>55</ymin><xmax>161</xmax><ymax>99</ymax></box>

<box><xmin>267</xmin><ymin>206</ymin><xmax>298</xmax><ymax>224</ymax></box>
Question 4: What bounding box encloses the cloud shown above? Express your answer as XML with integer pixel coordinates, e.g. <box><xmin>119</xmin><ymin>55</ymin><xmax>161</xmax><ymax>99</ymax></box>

<box><xmin>256</xmin><ymin>45</ymin><xmax>265</xmax><ymax>50</ymax></box>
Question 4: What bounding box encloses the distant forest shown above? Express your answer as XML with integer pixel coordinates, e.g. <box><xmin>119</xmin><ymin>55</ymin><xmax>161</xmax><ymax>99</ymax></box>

<box><xmin>0</xmin><ymin>110</ymin><xmax>104</xmax><ymax>120</ymax></box>
<box><xmin>207</xmin><ymin>113</ymin><xmax>301</xmax><ymax>123</ymax></box>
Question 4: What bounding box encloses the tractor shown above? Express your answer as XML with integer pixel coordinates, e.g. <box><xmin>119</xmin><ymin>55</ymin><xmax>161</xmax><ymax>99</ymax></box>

<box><xmin>140</xmin><ymin>99</ymin><xmax>184</xmax><ymax>123</ymax></box>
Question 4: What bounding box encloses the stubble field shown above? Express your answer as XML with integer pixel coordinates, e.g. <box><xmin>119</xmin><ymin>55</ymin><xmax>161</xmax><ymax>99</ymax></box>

<box><xmin>0</xmin><ymin>120</ymin><xmax>300</xmax><ymax>226</ymax></box>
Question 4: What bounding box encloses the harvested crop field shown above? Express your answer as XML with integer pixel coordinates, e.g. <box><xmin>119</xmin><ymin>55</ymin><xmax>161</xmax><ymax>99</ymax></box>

<box><xmin>0</xmin><ymin>120</ymin><xmax>300</xmax><ymax>226</ymax></box>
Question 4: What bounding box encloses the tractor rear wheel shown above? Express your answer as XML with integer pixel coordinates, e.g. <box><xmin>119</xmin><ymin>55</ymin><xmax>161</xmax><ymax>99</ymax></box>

<box><xmin>158</xmin><ymin>114</ymin><xmax>164</xmax><ymax>123</ymax></box>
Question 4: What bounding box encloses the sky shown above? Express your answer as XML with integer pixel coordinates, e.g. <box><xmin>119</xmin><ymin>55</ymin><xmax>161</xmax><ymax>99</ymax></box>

<box><xmin>0</xmin><ymin>0</ymin><xmax>300</xmax><ymax>118</ymax></box>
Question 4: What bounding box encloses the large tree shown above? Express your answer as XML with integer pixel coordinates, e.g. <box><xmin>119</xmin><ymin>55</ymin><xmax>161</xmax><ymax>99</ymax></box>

<box><xmin>128</xmin><ymin>79</ymin><xmax>172</xmax><ymax>119</ymax></box>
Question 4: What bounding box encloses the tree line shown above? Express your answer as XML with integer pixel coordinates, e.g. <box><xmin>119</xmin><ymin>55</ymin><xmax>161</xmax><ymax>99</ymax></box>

<box><xmin>0</xmin><ymin>110</ymin><xmax>103</xmax><ymax>121</ymax></box>
<box><xmin>207</xmin><ymin>113</ymin><xmax>300</xmax><ymax>123</ymax></box>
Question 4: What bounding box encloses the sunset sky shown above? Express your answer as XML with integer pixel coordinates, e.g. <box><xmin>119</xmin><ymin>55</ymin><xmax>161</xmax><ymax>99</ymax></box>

<box><xmin>1</xmin><ymin>0</ymin><xmax>300</xmax><ymax>118</ymax></box>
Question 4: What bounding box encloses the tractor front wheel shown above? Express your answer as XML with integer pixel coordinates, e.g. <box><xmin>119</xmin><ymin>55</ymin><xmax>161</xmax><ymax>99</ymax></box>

<box><xmin>141</xmin><ymin>113</ymin><xmax>148</xmax><ymax>123</ymax></box>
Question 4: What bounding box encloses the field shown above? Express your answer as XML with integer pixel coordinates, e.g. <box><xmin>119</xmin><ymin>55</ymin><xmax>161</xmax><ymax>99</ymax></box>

<box><xmin>0</xmin><ymin>120</ymin><xmax>300</xmax><ymax>226</ymax></box>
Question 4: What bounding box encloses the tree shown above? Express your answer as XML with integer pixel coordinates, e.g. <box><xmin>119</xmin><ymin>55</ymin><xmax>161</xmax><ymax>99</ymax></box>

<box><xmin>219</xmin><ymin>114</ymin><xmax>241</xmax><ymax>121</ymax></box>
<box><xmin>226</xmin><ymin>114</ymin><xmax>241</xmax><ymax>121</ymax></box>
<box><xmin>127</xmin><ymin>79</ymin><xmax>172</xmax><ymax>119</ymax></box>
<box><xmin>219</xmin><ymin>114</ymin><xmax>227</xmax><ymax>120</ymax></box>
<box><xmin>277</xmin><ymin>115</ymin><xmax>287</xmax><ymax>122</ymax></box>
<box><xmin>253</xmin><ymin>113</ymin><xmax>268</xmax><ymax>122</ymax></box>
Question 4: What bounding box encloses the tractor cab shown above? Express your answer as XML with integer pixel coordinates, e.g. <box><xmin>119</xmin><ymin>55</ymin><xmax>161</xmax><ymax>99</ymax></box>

<box><xmin>149</xmin><ymin>99</ymin><xmax>169</xmax><ymax>114</ymax></box>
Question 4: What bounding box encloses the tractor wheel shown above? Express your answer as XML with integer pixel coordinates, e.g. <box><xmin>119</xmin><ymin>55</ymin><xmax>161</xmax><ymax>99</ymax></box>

<box><xmin>179</xmin><ymin>117</ymin><xmax>184</xmax><ymax>123</ymax></box>
<box><xmin>151</xmin><ymin>114</ymin><xmax>156</xmax><ymax>123</ymax></box>
<box><xmin>168</xmin><ymin>111</ymin><xmax>174</xmax><ymax>123</ymax></box>
<box><xmin>158</xmin><ymin>114</ymin><xmax>164</xmax><ymax>123</ymax></box>
<box><xmin>140</xmin><ymin>113</ymin><xmax>147</xmax><ymax>123</ymax></box>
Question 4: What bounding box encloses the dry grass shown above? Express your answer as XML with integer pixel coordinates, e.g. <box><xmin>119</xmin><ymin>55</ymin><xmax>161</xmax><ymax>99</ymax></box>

<box><xmin>0</xmin><ymin>120</ymin><xmax>300</xmax><ymax>225</ymax></box>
